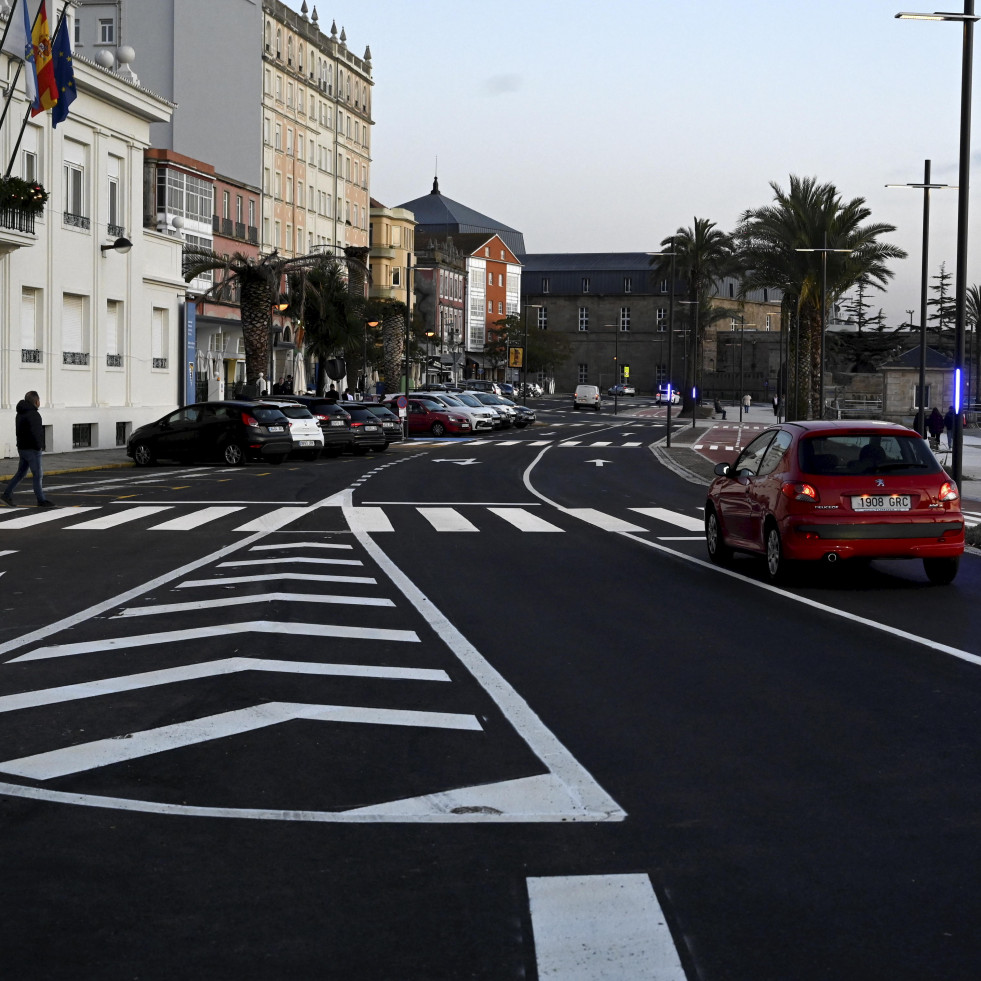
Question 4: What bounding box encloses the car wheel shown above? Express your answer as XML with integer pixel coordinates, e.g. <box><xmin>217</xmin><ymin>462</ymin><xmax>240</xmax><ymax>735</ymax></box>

<box><xmin>924</xmin><ymin>556</ymin><xmax>959</xmax><ymax>585</ymax></box>
<box><xmin>131</xmin><ymin>441</ymin><xmax>155</xmax><ymax>467</ymax></box>
<box><xmin>222</xmin><ymin>442</ymin><xmax>246</xmax><ymax>466</ymax></box>
<box><xmin>705</xmin><ymin>507</ymin><xmax>732</xmax><ymax>566</ymax></box>
<box><xmin>764</xmin><ymin>522</ymin><xmax>791</xmax><ymax>584</ymax></box>
<box><xmin>431</xmin><ymin>421</ymin><xmax>447</xmax><ymax>437</ymax></box>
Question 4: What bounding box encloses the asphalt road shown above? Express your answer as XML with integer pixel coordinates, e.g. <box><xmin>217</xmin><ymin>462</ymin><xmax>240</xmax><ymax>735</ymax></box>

<box><xmin>1</xmin><ymin>398</ymin><xmax>980</xmax><ymax>980</ymax></box>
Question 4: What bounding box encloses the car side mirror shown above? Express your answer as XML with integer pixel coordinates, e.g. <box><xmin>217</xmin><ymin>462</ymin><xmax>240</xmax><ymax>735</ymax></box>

<box><xmin>713</xmin><ymin>462</ymin><xmax>731</xmax><ymax>478</ymax></box>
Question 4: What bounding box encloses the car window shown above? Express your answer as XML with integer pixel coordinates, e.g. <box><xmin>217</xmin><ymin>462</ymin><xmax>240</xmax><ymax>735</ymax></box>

<box><xmin>170</xmin><ymin>407</ymin><xmax>200</xmax><ymax>424</ymax></box>
<box><xmin>251</xmin><ymin>407</ymin><xmax>287</xmax><ymax>423</ymax></box>
<box><xmin>757</xmin><ymin>430</ymin><xmax>793</xmax><ymax>476</ymax></box>
<box><xmin>279</xmin><ymin>406</ymin><xmax>314</xmax><ymax>419</ymax></box>
<box><xmin>733</xmin><ymin>431</ymin><xmax>777</xmax><ymax>476</ymax></box>
<box><xmin>800</xmin><ymin>433</ymin><xmax>939</xmax><ymax>475</ymax></box>
<box><xmin>456</xmin><ymin>393</ymin><xmax>482</xmax><ymax>406</ymax></box>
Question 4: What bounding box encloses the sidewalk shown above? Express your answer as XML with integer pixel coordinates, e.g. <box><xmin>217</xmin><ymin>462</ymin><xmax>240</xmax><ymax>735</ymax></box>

<box><xmin>0</xmin><ymin>447</ymin><xmax>133</xmax><ymax>481</ymax></box>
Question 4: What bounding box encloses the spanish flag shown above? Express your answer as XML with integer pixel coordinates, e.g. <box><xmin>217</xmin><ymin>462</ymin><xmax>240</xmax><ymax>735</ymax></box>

<box><xmin>30</xmin><ymin>0</ymin><xmax>57</xmax><ymax>116</ymax></box>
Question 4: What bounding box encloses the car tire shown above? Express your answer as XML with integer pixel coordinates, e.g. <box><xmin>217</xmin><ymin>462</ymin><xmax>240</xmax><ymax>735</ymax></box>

<box><xmin>222</xmin><ymin>442</ymin><xmax>246</xmax><ymax>466</ymax></box>
<box><xmin>431</xmin><ymin>422</ymin><xmax>447</xmax><ymax>437</ymax></box>
<box><xmin>131</xmin><ymin>441</ymin><xmax>155</xmax><ymax>467</ymax></box>
<box><xmin>705</xmin><ymin>507</ymin><xmax>732</xmax><ymax>566</ymax></box>
<box><xmin>764</xmin><ymin>522</ymin><xmax>792</xmax><ymax>584</ymax></box>
<box><xmin>924</xmin><ymin>556</ymin><xmax>959</xmax><ymax>585</ymax></box>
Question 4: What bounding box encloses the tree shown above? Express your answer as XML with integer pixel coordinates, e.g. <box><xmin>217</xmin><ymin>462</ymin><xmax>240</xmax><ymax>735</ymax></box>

<box><xmin>927</xmin><ymin>261</ymin><xmax>956</xmax><ymax>341</ymax></box>
<box><xmin>842</xmin><ymin>277</ymin><xmax>874</xmax><ymax>332</ymax></box>
<box><xmin>652</xmin><ymin>218</ymin><xmax>737</xmax><ymax>410</ymax></box>
<box><xmin>735</xmin><ymin>175</ymin><xmax>907</xmax><ymax>418</ymax></box>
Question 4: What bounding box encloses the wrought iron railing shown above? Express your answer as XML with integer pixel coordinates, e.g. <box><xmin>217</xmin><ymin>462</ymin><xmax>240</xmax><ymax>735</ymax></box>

<box><xmin>21</xmin><ymin>348</ymin><xmax>42</xmax><ymax>363</ymax></box>
<box><xmin>63</xmin><ymin>351</ymin><xmax>89</xmax><ymax>365</ymax></box>
<box><xmin>106</xmin><ymin>353</ymin><xmax>123</xmax><ymax>367</ymax></box>
<box><xmin>63</xmin><ymin>212</ymin><xmax>91</xmax><ymax>230</ymax></box>
<box><xmin>152</xmin><ymin>357</ymin><xmax>169</xmax><ymax>369</ymax></box>
<box><xmin>1</xmin><ymin>206</ymin><xmax>36</xmax><ymax>234</ymax></box>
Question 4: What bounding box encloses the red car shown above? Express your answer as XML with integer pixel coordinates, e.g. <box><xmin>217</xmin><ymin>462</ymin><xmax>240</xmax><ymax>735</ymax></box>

<box><xmin>704</xmin><ymin>420</ymin><xmax>964</xmax><ymax>584</ymax></box>
<box><xmin>387</xmin><ymin>397</ymin><xmax>472</xmax><ymax>437</ymax></box>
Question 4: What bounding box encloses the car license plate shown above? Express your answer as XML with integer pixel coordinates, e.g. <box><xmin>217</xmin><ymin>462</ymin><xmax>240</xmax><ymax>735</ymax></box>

<box><xmin>364</xmin><ymin>425</ymin><xmax>379</xmax><ymax>431</ymax></box>
<box><xmin>268</xmin><ymin>426</ymin><xmax>285</xmax><ymax>433</ymax></box>
<box><xmin>330</xmin><ymin>420</ymin><xmax>346</xmax><ymax>427</ymax></box>
<box><xmin>851</xmin><ymin>494</ymin><xmax>912</xmax><ymax>511</ymax></box>
<box><xmin>297</xmin><ymin>440</ymin><xmax>314</xmax><ymax>447</ymax></box>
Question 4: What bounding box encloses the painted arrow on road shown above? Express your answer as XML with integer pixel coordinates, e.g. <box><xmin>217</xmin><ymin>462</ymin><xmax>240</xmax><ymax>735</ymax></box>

<box><xmin>585</xmin><ymin>459</ymin><xmax>612</xmax><ymax>467</ymax></box>
<box><xmin>433</xmin><ymin>458</ymin><xmax>479</xmax><ymax>465</ymax></box>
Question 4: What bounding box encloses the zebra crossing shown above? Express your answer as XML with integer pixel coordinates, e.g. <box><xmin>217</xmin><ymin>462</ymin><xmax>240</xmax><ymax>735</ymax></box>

<box><xmin>0</xmin><ymin>501</ymin><xmax>709</xmax><ymax>537</ymax></box>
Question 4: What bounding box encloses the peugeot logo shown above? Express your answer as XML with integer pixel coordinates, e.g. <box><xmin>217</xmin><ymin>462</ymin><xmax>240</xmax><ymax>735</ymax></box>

<box><xmin>875</xmin><ymin>478</ymin><xmax>885</xmax><ymax>487</ymax></box>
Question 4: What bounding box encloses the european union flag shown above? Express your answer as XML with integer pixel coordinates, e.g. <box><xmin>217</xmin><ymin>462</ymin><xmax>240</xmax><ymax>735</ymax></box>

<box><xmin>50</xmin><ymin>16</ymin><xmax>75</xmax><ymax>128</ymax></box>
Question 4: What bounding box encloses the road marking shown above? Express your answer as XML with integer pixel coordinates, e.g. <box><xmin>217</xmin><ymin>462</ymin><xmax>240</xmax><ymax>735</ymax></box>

<box><xmin>249</xmin><ymin>541</ymin><xmax>353</xmax><ymax>550</ymax></box>
<box><xmin>0</xmin><ymin>507</ymin><xmax>99</xmax><ymax>529</ymax></box>
<box><xmin>177</xmin><ymin>573</ymin><xmax>377</xmax><ymax>588</ymax></box>
<box><xmin>219</xmin><ymin>556</ymin><xmax>363</xmax><ymax>568</ymax></box>
<box><xmin>527</xmin><ymin>874</ymin><xmax>686</xmax><ymax>981</ymax></box>
<box><xmin>418</xmin><ymin>507</ymin><xmax>480</xmax><ymax>532</ymax></box>
<box><xmin>0</xmin><ymin>550</ymin><xmax>16</xmax><ymax>557</ymax></box>
<box><xmin>585</xmin><ymin>459</ymin><xmax>610</xmax><ymax>467</ymax></box>
<box><xmin>564</xmin><ymin>509</ymin><xmax>646</xmax><ymax>533</ymax></box>
<box><xmin>630</xmin><ymin>507</ymin><xmax>704</xmax><ymax>532</ymax></box>
<box><xmin>115</xmin><ymin>591</ymin><xmax>396</xmax><ymax>617</ymax></box>
<box><xmin>622</xmin><ymin>441</ymin><xmax>642</xmax><ymax>447</ymax></box>
<box><xmin>0</xmin><ymin>657</ymin><xmax>451</xmax><ymax>713</ymax></box>
<box><xmin>488</xmin><ymin>507</ymin><xmax>564</xmax><ymax>532</ymax></box>
<box><xmin>433</xmin><ymin>458</ymin><xmax>479</xmax><ymax>465</ymax></box>
<box><xmin>149</xmin><ymin>506</ymin><xmax>246</xmax><ymax>530</ymax></box>
<box><xmin>9</xmin><ymin>620</ymin><xmax>420</xmax><ymax>663</ymax></box>
<box><xmin>590</xmin><ymin>441</ymin><xmax>612</xmax><ymax>447</ymax></box>
<box><xmin>234</xmin><ymin>507</ymin><xmax>310</xmax><ymax>532</ymax></box>
<box><xmin>345</xmin><ymin>507</ymin><xmax>394</xmax><ymax>533</ymax></box>
<box><xmin>0</xmin><ymin>702</ymin><xmax>483</xmax><ymax>780</ymax></box>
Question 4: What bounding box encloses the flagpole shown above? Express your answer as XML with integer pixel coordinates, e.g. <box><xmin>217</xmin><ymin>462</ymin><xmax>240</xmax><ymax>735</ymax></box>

<box><xmin>0</xmin><ymin>0</ymin><xmax>24</xmax><ymax>134</ymax></box>
<box><xmin>4</xmin><ymin>0</ymin><xmax>68</xmax><ymax>177</ymax></box>
<box><xmin>0</xmin><ymin>0</ymin><xmax>18</xmax><ymax>53</ymax></box>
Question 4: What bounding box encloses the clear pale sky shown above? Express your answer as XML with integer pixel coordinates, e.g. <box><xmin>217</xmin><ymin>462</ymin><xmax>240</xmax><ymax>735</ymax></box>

<box><xmin>283</xmin><ymin>0</ymin><xmax>980</xmax><ymax>327</ymax></box>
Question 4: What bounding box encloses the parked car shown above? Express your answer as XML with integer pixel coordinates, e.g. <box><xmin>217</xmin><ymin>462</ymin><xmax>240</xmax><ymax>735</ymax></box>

<box><xmin>463</xmin><ymin>379</ymin><xmax>502</xmax><ymax>396</ymax></box>
<box><xmin>289</xmin><ymin>396</ymin><xmax>354</xmax><ymax>456</ymax></box>
<box><xmin>704</xmin><ymin>420</ymin><xmax>965</xmax><ymax>584</ymax></box>
<box><xmin>465</xmin><ymin>391</ymin><xmax>518</xmax><ymax>427</ymax></box>
<box><xmin>252</xmin><ymin>399</ymin><xmax>325</xmax><ymax>460</ymax></box>
<box><xmin>127</xmin><ymin>401</ymin><xmax>293</xmax><ymax>467</ymax></box>
<box><xmin>517</xmin><ymin>382</ymin><xmax>543</xmax><ymax>397</ymax></box>
<box><xmin>340</xmin><ymin>403</ymin><xmax>389</xmax><ymax>453</ymax></box>
<box><xmin>607</xmin><ymin>383</ymin><xmax>636</xmax><ymax>397</ymax></box>
<box><xmin>573</xmin><ymin>384</ymin><xmax>602</xmax><ymax>411</ymax></box>
<box><xmin>340</xmin><ymin>401</ymin><xmax>402</xmax><ymax>444</ymax></box>
<box><xmin>498</xmin><ymin>397</ymin><xmax>536</xmax><ymax>427</ymax></box>
<box><xmin>401</xmin><ymin>398</ymin><xmax>472</xmax><ymax>437</ymax></box>
<box><xmin>655</xmin><ymin>386</ymin><xmax>681</xmax><ymax>405</ymax></box>
<box><xmin>417</xmin><ymin>391</ymin><xmax>497</xmax><ymax>432</ymax></box>
<box><xmin>499</xmin><ymin>383</ymin><xmax>517</xmax><ymax>400</ymax></box>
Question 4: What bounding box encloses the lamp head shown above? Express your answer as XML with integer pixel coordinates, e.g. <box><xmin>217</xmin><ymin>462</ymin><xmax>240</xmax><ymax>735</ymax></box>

<box><xmin>101</xmin><ymin>236</ymin><xmax>133</xmax><ymax>256</ymax></box>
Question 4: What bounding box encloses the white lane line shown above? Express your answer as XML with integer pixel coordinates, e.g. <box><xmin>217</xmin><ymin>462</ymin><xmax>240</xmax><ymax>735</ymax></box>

<box><xmin>65</xmin><ymin>505</ymin><xmax>173</xmax><ymax>529</ymax></box>
<box><xmin>630</xmin><ymin>507</ymin><xmax>704</xmax><ymax>532</ymax></box>
<box><xmin>564</xmin><ymin>509</ymin><xmax>647</xmax><ymax>533</ymax></box>
<box><xmin>529</xmin><ymin>440</ymin><xmax>553</xmax><ymax>446</ymax></box>
<box><xmin>560</xmin><ymin>440</ymin><xmax>582</xmax><ymax>446</ymax></box>
<box><xmin>0</xmin><ymin>507</ymin><xmax>99</xmax><ymax>529</ymax></box>
<box><xmin>219</xmin><ymin>557</ymin><xmax>363</xmax><ymax>568</ymax></box>
<box><xmin>0</xmin><ymin>657</ymin><xmax>451</xmax><ymax>713</ymax></box>
<box><xmin>417</xmin><ymin>507</ymin><xmax>480</xmax><ymax>532</ymax></box>
<box><xmin>234</xmin><ymin>507</ymin><xmax>310</xmax><ymax>532</ymax></box>
<box><xmin>527</xmin><ymin>874</ymin><xmax>686</xmax><ymax>981</ymax></box>
<box><xmin>249</xmin><ymin>541</ymin><xmax>353</xmax><ymax>551</ymax></box>
<box><xmin>115</xmin><ymin>591</ymin><xmax>395</xmax><ymax>618</ymax></box>
<box><xmin>622</xmin><ymin>442</ymin><xmax>642</xmax><ymax>447</ymax></box>
<box><xmin>0</xmin><ymin>702</ymin><xmax>483</xmax><ymax>780</ymax></box>
<box><xmin>9</xmin><ymin>620</ymin><xmax>420</xmax><ymax>663</ymax></box>
<box><xmin>590</xmin><ymin>441</ymin><xmax>613</xmax><ymax>447</ymax></box>
<box><xmin>488</xmin><ymin>507</ymin><xmax>564</xmax><ymax>532</ymax></box>
<box><xmin>346</xmin><ymin>507</ymin><xmax>395</xmax><ymax>533</ymax></box>
<box><xmin>177</xmin><ymin>573</ymin><xmax>377</xmax><ymax>588</ymax></box>
<box><xmin>0</xmin><ymin>550</ymin><xmax>17</xmax><ymax>557</ymax></box>
<box><xmin>149</xmin><ymin>506</ymin><xmax>246</xmax><ymax>530</ymax></box>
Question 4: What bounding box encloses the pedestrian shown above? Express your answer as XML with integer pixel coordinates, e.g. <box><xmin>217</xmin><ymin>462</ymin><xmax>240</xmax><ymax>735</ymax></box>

<box><xmin>342</xmin><ymin>388</ymin><xmax>352</xmax><ymax>400</ymax></box>
<box><xmin>284</xmin><ymin>374</ymin><xmax>294</xmax><ymax>395</ymax></box>
<box><xmin>927</xmin><ymin>407</ymin><xmax>944</xmax><ymax>448</ymax></box>
<box><xmin>772</xmin><ymin>394</ymin><xmax>779</xmax><ymax>416</ymax></box>
<box><xmin>325</xmin><ymin>385</ymin><xmax>338</xmax><ymax>403</ymax></box>
<box><xmin>742</xmin><ymin>393</ymin><xmax>752</xmax><ymax>413</ymax></box>
<box><xmin>944</xmin><ymin>405</ymin><xmax>955</xmax><ymax>448</ymax></box>
<box><xmin>256</xmin><ymin>372</ymin><xmax>269</xmax><ymax>396</ymax></box>
<box><xmin>713</xmin><ymin>397</ymin><xmax>726</xmax><ymax>420</ymax></box>
<box><xmin>2</xmin><ymin>391</ymin><xmax>53</xmax><ymax>508</ymax></box>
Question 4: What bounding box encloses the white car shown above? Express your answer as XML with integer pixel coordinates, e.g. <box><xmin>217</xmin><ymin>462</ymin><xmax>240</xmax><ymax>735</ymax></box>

<box><xmin>410</xmin><ymin>392</ymin><xmax>496</xmax><ymax>432</ymax></box>
<box><xmin>449</xmin><ymin>392</ymin><xmax>502</xmax><ymax>431</ymax></box>
<box><xmin>654</xmin><ymin>387</ymin><xmax>681</xmax><ymax>406</ymax></box>
<box><xmin>257</xmin><ymin>399</ymin><xmax>325</xmax><ymax>459</ymax></box>
<box><xmin>466</xmin><ymin>391</ymin><xmax>518</xmax><ymax>427</ymax></box>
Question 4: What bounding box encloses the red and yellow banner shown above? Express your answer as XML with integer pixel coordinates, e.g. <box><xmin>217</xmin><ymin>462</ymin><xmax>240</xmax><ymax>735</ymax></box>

<box><xmin>31</xmin><ymin>0</ymin><xmax>58</xmax><ymax>116</ymax></box>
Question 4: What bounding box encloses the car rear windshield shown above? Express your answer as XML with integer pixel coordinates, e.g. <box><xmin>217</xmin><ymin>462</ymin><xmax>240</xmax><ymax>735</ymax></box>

<box><xmin>278</xmin><ymin>406</ymin><xmax>315</xmax><ymax>419</ymax></box>
<box><xmin>250</xmin><ymin>407</ymin><xmax>287</xmax><ymax>423</ymax></box>
<box><xmin>799</xmin><ymin>433</ymin><xmax>941</xmax><ymax>476</ymax></box>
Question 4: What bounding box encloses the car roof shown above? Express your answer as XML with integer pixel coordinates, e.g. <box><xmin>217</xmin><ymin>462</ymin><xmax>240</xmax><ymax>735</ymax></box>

<box><xmin>782</xmin><ymin>419</ymin><xmax>920</xmax><ymax>437</ymax></box>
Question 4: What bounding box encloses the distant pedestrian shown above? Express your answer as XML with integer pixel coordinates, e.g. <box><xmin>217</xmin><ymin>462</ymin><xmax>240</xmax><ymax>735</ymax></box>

<box><xmin>927</xmin><ymin>407</ymin><xmax>944</xmax><ymax>448</ymax></box>
<box><xmin>325</xmin><ymin>385</ymin><xmax>338</xmax><ymax>403</ymax></box>
<box><xmin>944</xmin><ymin>405</ymin><xmax>955</xmax><ymax>448</ymax></box>
<box><xmin>2</xmin><ymin>391</ymin><xmax>53</xmax><ymax>508</ymax></box>
<box><xmin>714</xmin><ymin>397</ymin><xmax>726</xmax><ymax>420</ymax></box>
<box><xmin>256</xmin><ymin>372</ymin><xmax>269</xmax><ymax>396</ymax></box>
<box><xmin>742</xmin><ymin>394</ymin><xmax>752</xmax><ymax>412</ymax></box>
<box><xmin>772</xmin><ymin>395</ymin><xmax>779</xmax><ymax>416</ymax></box>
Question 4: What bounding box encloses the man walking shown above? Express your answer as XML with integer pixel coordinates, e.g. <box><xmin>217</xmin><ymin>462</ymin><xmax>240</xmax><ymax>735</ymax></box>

<box><xmin>1</xmin><ymin>391</ymin><xmax>53</xmax><ymax>508</ymax></box>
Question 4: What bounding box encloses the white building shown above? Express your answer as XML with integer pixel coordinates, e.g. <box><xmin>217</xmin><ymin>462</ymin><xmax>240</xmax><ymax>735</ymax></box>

<box><xmin>0</xmin><ymin>19</ymin><xmax>185</xmax><ymax>456</ymax></box>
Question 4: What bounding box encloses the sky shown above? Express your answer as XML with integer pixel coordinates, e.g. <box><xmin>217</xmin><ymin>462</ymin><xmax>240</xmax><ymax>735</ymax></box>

<box><xmin>283</xmin><ymin>0</ymin><xmax>981</xmax><ymax>328</ymax></box>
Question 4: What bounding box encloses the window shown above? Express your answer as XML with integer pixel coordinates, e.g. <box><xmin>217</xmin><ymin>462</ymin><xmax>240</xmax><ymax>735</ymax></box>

<box><xmin>660</xmin><ymin>279</ymin><xmax>668</xmax><ymax>293</ymax></box>
<box><xmin>487</xmin><ymin>301</ymin><xmax>492</xmax><ymax>313</ymax></box>
<box><xmin>582</xmin><ymin>277</ymin><xmax>590</xmax><ymax>292</ymax></box>
<box><xmin>656</xmin><ymin>307</ymin><xmax>666</xmax><ymax>330</ymax></box>
<box><xmin>105</xmin><ymin>300</ymin><xmax>123</xmax><ymax>366</ymax></box>
<box><xmin>765</xmin><ymin>314</ymin><xmax>773</xmax><ymax>331</ymax></box>
<box><xmin>151</xmin><ymin>307</ymin><xmax>169</xmax><ymax>369</ymax></box>
<box><xmin>21</xmin><ymin>287</ymin><xmax>40</xmax><ymax>362</ymax></box>
<box><xmin>392</xmin><ymin>266</ymin><xmax>401</xmax><ymax>287</ymax></box>
<box><xmin>99</xmin><ymin>18</ymin><xmax>114</xmax><ymax>43</ymax></box>
<box><xmin>578</xmin><ymin>363</ymin><xmax>589</xmax><ymax>383</ymax></box>
<box><xmin>498</xmin><ymin>274</ymin><xmax>503</xmax><ymax>287</ymax></box>
<box><xmin>62</xmin><ymin>293</ymin><xmax>88</xmax><ymax>364</ymax></box>
<box><xmin>578</xmin><ymin>307</ymin><xmax>589</xmax><ymax>331</ymax></box>
<box><xmin>236</xmin><ymin>195</ymin><xmax>243</xmax><ymax>223</ymax></box>
<box><xmin>538</xmin><ymin>308</ymin><xmax>548</xmax><ymax>329</ymax></box>
<box><xmin>619</xmin><ymin>307</ymin><xmax>630</xmax><ymax>331</ymax></box>
<box><xmin>275</xmin><ymin>123</ymin><xmax>282</xmax><ymax>150</ymax></box>
<box><xmin>107</xmin><ymin>155</ymin><xmax>122</xmax><ymax>234</ymax></box>
<box><xmin>488</xmin><ymin>272</ymin><xmax>493</xmax><ymax>286</ymax></box>
<box><xmin>64</xmin><ymin>161</ymin><xmax>85</xmax><ymax>224</ymax></box>
<box><xmin>541</xmin><ymin>277</ymin><xmax>550</xmax><ymax>293</ymax></box>
<box><xmin>498</xmin><ymin>302</ymin><xmax>503</xmax><ymax>315</ymax></box>
<box><xmin>624</xmin><ymin>277</ymin><xmax>632</xmax><ymax>293</ymax></box>
<box><xmin>222</xmin><ymin>190</ymin><xmax>230</xmax><ymax>219</ymax></box>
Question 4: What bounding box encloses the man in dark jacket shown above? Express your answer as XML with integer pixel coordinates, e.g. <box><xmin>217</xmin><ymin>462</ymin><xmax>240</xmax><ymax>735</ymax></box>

<box><xmin>1</xmin><ymin>391</ymin><xmax>53</xmax><ymax>507</ymax></box>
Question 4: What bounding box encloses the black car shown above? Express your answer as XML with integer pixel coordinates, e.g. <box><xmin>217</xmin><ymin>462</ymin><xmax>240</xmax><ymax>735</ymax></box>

<box><xmin>340</xmin><ymin>401</ymin><xmax>402</xmax><ymax>444</ymax></box>
<box><xmin>127</xmin><ymin>401</ymin><xmax>293</xmax><ymax>466</ymax></box>
<box><xmin>289</xmin><ymin>396</ymin><xmax>355</xmax><ymax>457</ymax></box>
<box><xmin>340</xmin><ymin>403</ymin><xmax>388</xmax><ymax>453</ymax></box>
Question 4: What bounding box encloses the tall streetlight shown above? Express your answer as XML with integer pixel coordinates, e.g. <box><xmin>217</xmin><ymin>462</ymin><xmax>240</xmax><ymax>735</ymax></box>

<box><xmin>678</xmin><ymin>300</ymin><xmax>699</xmax><ymax>429</ymax></box>
<box><xmin>795</xmin><ymin>236</ymin><xmax>852</xmax><ymax>418</ymax></box>
<box><xmin>650</xmin><ymin>244</ymin><xmax>679</xmax><ymax>445</ymax></box>
<box><xmin>886</xmin><ymin>160</ymin><xmax>954</xmax><ymax>436</ymax></box>
<box><xmin>603</xmin><ymin>324</ymin><xmax>621</xmax><ymax>415</ymax></box>
<box><xmin>522</xmin><ymin>303</ymin><xmax>542</xmax><ymax>405</ymax></box>
<box><xmin>736</xmin><ymin>320</ymin><xmax>757</xmax><ymax>422</ymax></box>
<box><xmin>363</xmin><ymin>319</ymin><xmax>379</xmax><ymax>399</ymax></box>
<box><xmin>897</xmin><ymin>5</ymin><xmax>977</xmax><ymax>489</ymax></box>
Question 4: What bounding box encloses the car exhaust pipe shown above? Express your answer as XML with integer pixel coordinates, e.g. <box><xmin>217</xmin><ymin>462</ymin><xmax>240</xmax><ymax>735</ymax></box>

<box><xmin>825</xmin><ymin>552</ymin><xmax>838</xmax><ymax>563</ymax></box>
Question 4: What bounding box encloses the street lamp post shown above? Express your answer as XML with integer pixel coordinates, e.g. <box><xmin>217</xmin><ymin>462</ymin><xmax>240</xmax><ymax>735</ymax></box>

<box><xmin>603</xmin><ymin>324</ymin><xmax>621</xmax><ymax>415</ymax></box>
<box><xmin>678</xmin><ymin>300</ymin><xmax>699</xmax><ymax>429</ymax></box>
<box><xmin>897</xmin><ymin>4</ymin><xmax>977</xmax><ymax>489</ymax></box>
<box><xmin>886</xmin><ymin>160</ymin><xmax>954</xmax><ymax>436</ymax></box>
<box><xmin>521</xmin><ymin>304</ymin><xmax>542</xmax><ymax>405</ymax></box>
<box><xmin>364</xmin><ymin>320</ymin><xmax>379</xmax><ymax>399</ymax></box>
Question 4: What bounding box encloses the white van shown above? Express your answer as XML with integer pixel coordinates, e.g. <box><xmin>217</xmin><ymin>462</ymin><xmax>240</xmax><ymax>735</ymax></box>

<box><xmin>573</xmin><ymin>384</ymin><xmax>601</xmax><ymax>411</ymax></box>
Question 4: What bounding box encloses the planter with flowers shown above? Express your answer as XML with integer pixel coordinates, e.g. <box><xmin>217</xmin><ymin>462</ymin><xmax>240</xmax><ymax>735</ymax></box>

<box><xmin>0</xmin><ymin>176</ymin><xmax>47</xmax><ymax>235</ymax></box>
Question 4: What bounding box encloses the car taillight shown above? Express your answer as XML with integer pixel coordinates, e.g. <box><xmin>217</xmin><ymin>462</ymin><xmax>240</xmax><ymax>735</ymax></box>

<box><xmin>351</xmin><ymin>421</ymin><xmax>363</xmax><ymax>429</ymax></box>
<box><xmin>316</xmin><ymin>413</ymin><xmax>330</xmax><ymax>422</ymax></box>
<box><xmin>938</xmin><ymin>480</ymin><xmax>959</xmax><ymax>502</ymax></box>
<box><xmin>241</xmin><ymin>412</ymin><xmax>260</xmax><ymax>428</ymax></box>
<box><xmin>781</xmin><ymin>481</ymin><xmax>819</xmax><ymax>503</ymax></box>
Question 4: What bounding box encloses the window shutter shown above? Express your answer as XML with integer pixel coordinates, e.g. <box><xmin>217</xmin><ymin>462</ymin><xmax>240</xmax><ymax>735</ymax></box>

<box><xmin>21</xmin><ymin>289</ymin><xmax>37</xmax><ymax>349</ymax></box>
<box><xmin>63</xmin><ymin>294</ymin><xmax>83</xmax><ymax>353</ymax></box>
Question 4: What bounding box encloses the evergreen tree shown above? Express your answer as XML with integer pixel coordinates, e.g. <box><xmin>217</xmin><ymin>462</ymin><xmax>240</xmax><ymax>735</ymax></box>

<box><xmin>927</xmin><ymin>261</ymin><xmax>956</xmax><ymax>339</ymax></box>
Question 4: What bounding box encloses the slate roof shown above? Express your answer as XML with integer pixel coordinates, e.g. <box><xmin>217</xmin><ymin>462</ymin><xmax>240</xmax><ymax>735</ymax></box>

<box><xmin>520</xmin><ymin>253</ymin><xmax>655</xmax><ymax>272</ymax></box>
<box><xmin>881</xmin><ymin>346</ymin><xmax>954</xmax><ymax>370</ymax></box>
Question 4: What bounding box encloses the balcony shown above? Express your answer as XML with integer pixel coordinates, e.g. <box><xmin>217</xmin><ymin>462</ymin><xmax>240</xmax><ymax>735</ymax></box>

<box><xmin>0</xmin><ymin>205</ymin><xmax>37</xmax><ymax>256</ymax></box>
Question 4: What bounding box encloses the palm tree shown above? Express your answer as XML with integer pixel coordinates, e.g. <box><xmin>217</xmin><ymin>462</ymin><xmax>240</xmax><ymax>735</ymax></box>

<box><xmin>652</xmin><ymin>218</ymin><xmax>737</xmax><ymax>410</ymax></box>
<box><xmin>736</xmin><ymin>175</ymin><xmax>906</xmax><ymax>418</ymax></box>
<box><xmin>967</xmin><ymin>284</ymin><xmax>981</xmax><ymax>405</ymax></box>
